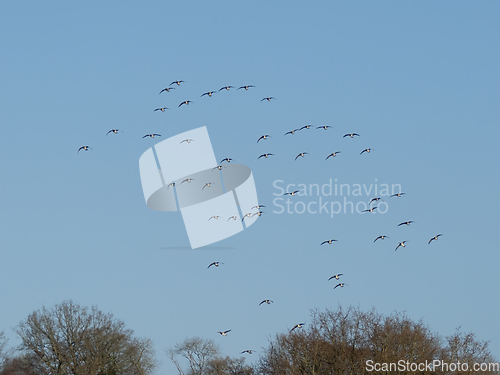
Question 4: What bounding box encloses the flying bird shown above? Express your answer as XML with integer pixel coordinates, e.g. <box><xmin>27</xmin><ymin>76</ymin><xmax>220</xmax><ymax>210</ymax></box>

<box><xmin>428</xmin><ymin>234</ymin><xmax>443</xmax><ymax>244</ymax></box>
<box><xmin>241</xmin><ymin>350</ymin><xmax>254</xmax><ymax>354</ymax></box>
<box><xmin>212</xmin><ymin>165</ymin><xmax>225</xmax><ymax>171</ymax></box>
<box><xmin>208</xmin><ymin>262</ymin><xmax>224</xmax><ymax>268</ymax></box>
<box><xmin>343</xmin><ymin>133</ymin><xmax>360</xmax><ymax>138</ymax></box>
<box><xmin>328</xmin><ymin>274</ymin><xmax>343</xmax><ymax>281</ymax></box>
<box><xmin>395</xmin><ymin>241</ymin><xmax>407</xmax><ymax>251</ymax></box>
<box><xmin>220</xmin><ymin>158</ymin><xmax>233</xmax><ymax>163</ymax></box>
<box><xmin>258</xmin><ymin>153</ymin><xmax>274</xmax><ymax>159</ymax></box>
<box><xmin>326</xmin><ymin>152</ymin><xmax>341</xmax><ymax>160</ymax></box>
<box><xmin>252</xmin><ymin>205</ymin><xmax>265</xmax><ymax>210</ymax></box>
<box><xmin>106</xmin><ymin>129</ymin><xmax>123</xmax><ymax>135</ymax></box>
<box><xmin>257</xmin><ymin>135</ymin><xmax>270</xmax><ymax>142</ymax></box>
<box><xmin>201</xmin><ymin>91</ymin><xmax>216</xmax><ymax>97</ymax></box>
<box><xmin>284</xmin><ymin>190</ymin><xmax>300</xmax><ymax>196</ymax></box>
<box><xmin>252</xmin><ymin>211</ymin><xmax>264</xmax><ymax>217</ymax></box>
<box><xmin>259</xmin><ymin>299</ymin><xmax>273</xmax><ymax>306</ymax></box>
<box><xmin>218</xmin><ymin>330</ymin><xmax>231</xmax><ymax>336</ymax></box>
<box><xmin>178</xmin><ymin>100</ymin><xmax>192</xmax><ymax>107</ymax></box>
<box><xmin>77</xmin><ymin>146</ymin><xmax>92</xmax><ymax>153</ymax></box>
<box><xmin>291</xmin><ymin>323</ymin><xmax>305</xmax><ymax>332</ymax></box>
<box><xmin>154</xmin><ymin>107</ymin><xmax>168</xmax><ymax>112</ymax></box>
<box><xmin>284</xmin><ymin>129</ymin><xmax>299</xmax><ymax>136</ymax></box>
<box><xmin>317</xmin><ymin>125</ymin><xmax>332</xmax><ymax>130</ymax></box>
<box><xmin>238</xmin><ymin>85</ymin><xmax>254</xmax><ymax>90</ymax></box>
<box><xmin>360</xmin><ymin>148</ymin><xmax>373</xmax><ymax>155</ymax></box>
<box><xmin>180</xmin><ymin>178</ymin><xmax>194</xmax><ymax>185</ymax></box>
<box><xmin>295</xmin><ymin>152</ymin><xmax>308</xmax><ymax>160</ymax></box>
<box><xmin>167</xmin><ymin>182</ymin><xmax>175</xmax><ymax>189</ymax></box>
<box><xmin>202</xmin><ymin>182</ymin><xmax>214</xmax><ymax>190</ymax></box>
<box><xmin>219</xmin><ymin>85</ymin><xmax>234</xmax><ymax>91</ymax></box>
<box><xmin>227</xmin><ymin>216</ymin><xmax>238</xmax><ymax>221</ymax></box>
<box><xmin>180</xmin><ymin>139</ymin><xmax>194</xmax><ymax>144</ymax></box>
<box><xmin>334</xmin><ymin>283</ymin><xmax>347</xmax><ymax>289</ymax></box>
<box><xmin>300</xmin><ymin>125</ymin><xmax>313</xmax><ymax>130</ymax></box>
<box><xmin>398</xmin><ymin>221</ymin><xmax>414</xmax><ymax>226</ymax></box>
<box><xmin>143</xmin><ymin>134</ymin><xmax>161</xmax><ymax>138</ymax></box>
<box><xmin>170</xmin><ymin>80</ymin><xmax>184</xmax><ymax>86</ymax></box>
<box><xmin>261</xmin><ymin>97</ymin><xmax>276</xmax><ymax>101</ymax></box>
<box><xmin>391</xmin><ymin>193</ymin><xmax>406</xmax><ymax>197</ymax></box>
<box><xmin>374</xmin><ymin>235</ymin><xmax>389</xmax><ymax>242</ymax></box>
<box><xmin>321</xmin><ymin>239</ymin><xmax>338</xmax><ymax>245</ymax></box>
<box><xmin>208</xmin><ymin>216</ymin><xmax>220</xmax><ymax>221</ymax></box>
<box><xmin>362</xmin><ymin>207</ymin><xmax>377</xmax><ymax>213</ymax></box>
<box><xmin>159</xmin><ymin>87</ymin><xmax>175</xmax><ymax>94</ymax></box>
<box><xmin>368</xmin><ymin>197</ymin><xmax>383</xmax><ymax>205</ymax></box>
<box><xmin>241</xmin><ymin>213</ymin><xmax>252</xmax><ymax>221</ymax></box>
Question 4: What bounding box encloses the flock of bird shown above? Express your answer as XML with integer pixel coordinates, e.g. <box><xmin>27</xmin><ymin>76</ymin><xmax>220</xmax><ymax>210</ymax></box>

<box><xmin>77</xmin><ymin>79</ymin><xmax>443</xmax><ymax>357</ymax></box>
<box><xmin>76</xmin><ymin>80</ymin><xmax>277</xmax><ymax>153</ymax></box>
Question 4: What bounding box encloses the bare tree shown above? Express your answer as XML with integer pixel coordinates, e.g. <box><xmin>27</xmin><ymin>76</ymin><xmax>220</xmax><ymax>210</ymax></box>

<box><xmin>14</xmin><ymin>300</ymin><xmax>157</xmax><ymax>375</ymax></box>
<box><xmin>0</xmin><ymin>354</ymin><xmax>38</xmax><ymax>375</ymax></box>
<box><xmin>167</xmin><ymin>338</ymin><xmax>254</xmax><ymax>375</ymax></box>
<box><xmin>205</xmin><ymin>356</ymin><xmax>254</xmax><ymax>375</ymax></box>
<box><xmin>167</xmin><ymin>337</ymin><xmax>220</xmax><ymax>375</ymax></box>
<box><xmin>0</xmin><ymin>331</ymin><xmax>8</xmax><ymax>367</ymax></box>
<box><xmin>256</xmin><ymin>306</ymin><xmax>499</xmax><ymax>375</ymax></box>
<box><xmin>441</xmin><ymin>328</ymin><xmax>499</xmax><ymax>375</ymax></box>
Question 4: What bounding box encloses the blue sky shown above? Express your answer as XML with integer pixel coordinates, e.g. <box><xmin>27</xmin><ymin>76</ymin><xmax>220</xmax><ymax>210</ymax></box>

<box><xmin>1</xmin><ymin>1</ymin><xmax>499</xmax><ymax>372</ymax></box>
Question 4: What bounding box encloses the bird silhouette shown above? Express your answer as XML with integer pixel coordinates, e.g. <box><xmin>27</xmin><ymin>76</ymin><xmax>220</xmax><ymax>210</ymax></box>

<box><xmin>398</xmin><ymin>221</ymin><xmax>414</xmax><ymax>226</ymax></box>
<box><xmin>257</xmin><ymin>135</ymin><xmax>270</xmax><ymax>142</ymax></box>
<box><xmin>208</xmin><ymin>261</ymin><xmax>224</xmax><ymax>268</ymax></box>
<box><xmin>159</xmin><ymin>87</ymin><xmax>175</xmax><ymax>94</ymax></box>
<box><xmin>428</xmin><ymin>234</ymin><xmax>443</xmax><ymax>244</ymax></box>
<box><xmin>77</xmin><ymin>146</ymin><xmax>92</xmax><ymax>153</ymax></box>
<box><xmin>391</xmin><ymin>193</ymin><xmax>406</xmax><ymax>198</ymax></box>
<box><xmin>395</xmin><ymin>241</ymin><xmax>407</xmax><ymax>251</ymax></box>
<box><xmin>201</xmin><ymin>91</ymin><xmax>216</xmax><ymax>97</ymax></box>
<box><xmin>374</xmin><ymin>235</ymin><xmax>389</xmax><ymax>242</ymax></box>
<box><xmin>328</xmin><ymin>274</ymin><xmax>343</xmax><ymax>281</ymax></box>
<box><xmin>258</xmin><ymin>153</ymin><xmax>274</xmax><ymax>159</ymax></box>
<box><xmin>291</xmin><ymin>323</ymin><xmax>305</xmax><ymax>332</ymax></box>
<box><xmin>326</xmin><ymin>152</ymin><xmax>341</xmax><ymax>160</ymax></box>
<box><xmin>106</xmin><ymin>129</ymin><xmax>123</xmax><ymax>135</ymax></box>
<box><xmin>321</xmin><ymin>239</ymin><xmax>338</xmax><ymax>245</ymax></box>
<box><xmin>343</xmin><ymin>133</ymin><xmax>360</xmax><ymax>138</ymax></box>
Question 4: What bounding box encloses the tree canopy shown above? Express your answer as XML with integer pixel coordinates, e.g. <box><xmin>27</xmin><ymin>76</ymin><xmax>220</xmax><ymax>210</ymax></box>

<box><xmin>11</xmin><ymin>300</ymin><xmax>156</xmax><ymax>375</ymax></box>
